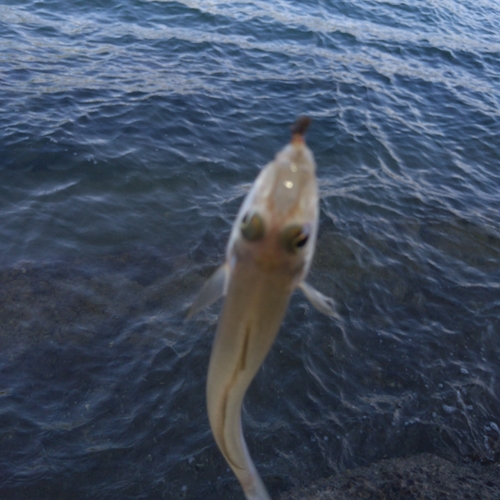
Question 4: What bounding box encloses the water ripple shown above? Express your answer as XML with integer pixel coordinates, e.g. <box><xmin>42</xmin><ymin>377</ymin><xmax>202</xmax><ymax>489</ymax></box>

<box><xmin>1</xmin><ymin>0</ymin><xmax>500</xmax><ymax>498</ymax></box>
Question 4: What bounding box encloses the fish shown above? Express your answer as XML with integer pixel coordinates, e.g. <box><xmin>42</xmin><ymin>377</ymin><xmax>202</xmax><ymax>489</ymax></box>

<box><xmin>187</xmin><ymin>117</ymin><xmax>337</xmax><ymax>500</ymax></box>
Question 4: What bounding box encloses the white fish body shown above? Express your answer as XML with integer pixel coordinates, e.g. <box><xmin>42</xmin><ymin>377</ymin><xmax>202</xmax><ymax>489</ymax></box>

<box><xmin>188</xmin><ymin>118</ymin><xmax>336</xmax><ymax>500</ymax></box>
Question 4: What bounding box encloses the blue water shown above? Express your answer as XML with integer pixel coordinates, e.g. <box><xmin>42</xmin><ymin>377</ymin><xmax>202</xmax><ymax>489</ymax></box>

<box><xmin>1</xmin><ymin>0</ymin><xmax>500</xmax><ymax>498</ymax></box>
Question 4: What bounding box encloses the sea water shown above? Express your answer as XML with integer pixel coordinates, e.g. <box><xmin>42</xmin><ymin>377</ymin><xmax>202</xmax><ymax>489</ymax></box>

<box><xmin>1</xmin><ymin>0</ymin><xmax>499</xmax><ymax>498</ymax></box>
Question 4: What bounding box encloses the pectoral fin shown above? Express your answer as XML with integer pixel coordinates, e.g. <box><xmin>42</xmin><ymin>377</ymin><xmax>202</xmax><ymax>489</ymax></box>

<box><xmin>299</xmin><ymin>281</ymin><xmax>339</xmax><ymax>318</ymax></box>
<box><xmin>186</xmin><ymin>264</ymin><xmax>229</xmax><ymax>320</ymax></box>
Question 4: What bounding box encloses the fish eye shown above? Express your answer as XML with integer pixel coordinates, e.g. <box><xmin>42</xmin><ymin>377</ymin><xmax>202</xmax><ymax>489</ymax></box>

<box><xmin>282</xmin><ymin>224</ymin><xmax>310</xmax><ymax>253</ymax></box>
<box><xmin>241</xmin><ymin>211</ymin><xmax>265</xmax><ymax>241</ymax></box>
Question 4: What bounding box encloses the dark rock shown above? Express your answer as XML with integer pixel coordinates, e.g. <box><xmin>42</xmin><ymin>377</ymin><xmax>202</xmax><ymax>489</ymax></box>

<box><xmin>279</xmin><ymin>453</ymin><xmax>500</xmax><ymax>500</ymax></box>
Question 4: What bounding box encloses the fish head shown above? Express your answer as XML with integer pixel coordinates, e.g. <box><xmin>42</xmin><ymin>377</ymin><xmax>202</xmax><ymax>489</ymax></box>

<box><xmin>227</xmin><ymin>128</ymin><xmax>319</xmax><ymax>289</ymax></box>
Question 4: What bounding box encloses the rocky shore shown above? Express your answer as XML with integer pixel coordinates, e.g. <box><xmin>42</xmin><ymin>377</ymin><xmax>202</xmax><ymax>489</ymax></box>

<box><xmin>279</xmin><ymin>453</ymin><xmax>500</xmax><ymax>500</ymax></box>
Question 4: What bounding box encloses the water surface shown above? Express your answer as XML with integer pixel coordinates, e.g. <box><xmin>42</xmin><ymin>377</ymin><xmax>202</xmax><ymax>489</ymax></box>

<box><xmin>1</xmin><ymin>0</ymin><xmax>500</xmax><ymax>498</ymax></box>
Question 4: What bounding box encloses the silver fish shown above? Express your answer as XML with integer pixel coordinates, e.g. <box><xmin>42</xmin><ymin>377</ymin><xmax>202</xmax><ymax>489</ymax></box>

<box><xmin>188</xmin><ymin>117</ymin><xmax>337</xmax><ymax>500</ymax></box>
